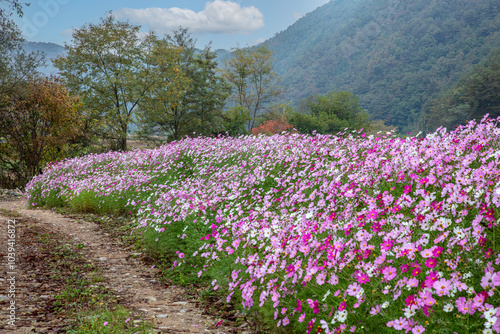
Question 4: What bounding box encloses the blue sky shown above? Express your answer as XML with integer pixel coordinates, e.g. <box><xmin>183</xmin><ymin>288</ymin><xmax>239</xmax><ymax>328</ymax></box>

<box><xmin>9</xmin><ymin>0</ymin><xmax>330</xmax><ymax>50</ymax></box>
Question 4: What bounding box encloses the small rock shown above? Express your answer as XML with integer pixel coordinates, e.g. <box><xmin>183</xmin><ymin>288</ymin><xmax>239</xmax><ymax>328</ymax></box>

<box><xmin>0</xmin><ymin>295</ymin><xmax>9</xmax><ymax>301</ymax></box>
<box><xmin>97</xmin><ymin>257</ymin><xmax>108</xmax><ymax>261</ymax></box>
<box><xmin>145</xmin><ymin>296</ymin><xmax>157</xmax><ymax>302</ymax></box>
<box><xmin>156</xmin><ymin>314</ymin><xmax>169</xmax><ymax>318</ymax></box>
<box><xmin>172</xmin><ymin>301</ymin><xmax>188</xmax><ymax>305</ymax></box>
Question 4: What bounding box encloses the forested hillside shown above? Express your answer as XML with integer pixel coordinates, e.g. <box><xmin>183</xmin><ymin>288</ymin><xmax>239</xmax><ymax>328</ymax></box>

<box><xmin>264</xmin><ymin>0</ymin><xmax>500</xmax><ymax>132</ymax></box>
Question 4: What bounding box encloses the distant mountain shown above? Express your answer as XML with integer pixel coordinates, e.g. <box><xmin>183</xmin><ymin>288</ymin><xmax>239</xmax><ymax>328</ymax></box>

<box><xmin>22</xmin><ymin>41</ymin><xmax>66</xmax><ymax>76</ymax></box>
<box><xmin>22</xmin><ymin>42</ymin><xmax>232</xmax><ymax>77</ymax></box>
<box><xmin>263</xmin><ymin>0</ymin><xmax>500</xmax><ymax>132</ymax></box>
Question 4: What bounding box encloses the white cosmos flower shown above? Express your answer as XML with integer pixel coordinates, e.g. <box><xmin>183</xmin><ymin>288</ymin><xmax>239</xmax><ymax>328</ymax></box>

<box><xmin>485</xmin><ymin>317</ymin><xmax>497</xmax><ymax>329</ymax></box>
<box><xmin>484</xmin><ymin>308</ymin><xmax>498</xmax><ymax>320</ymax></box>
<box><xmin>322</xmin><ymin>289</ymin><xmax>331</xmax><ymax>301</ymax></box>
<box><xmin>336</xmin><ymin>310</ymin><xmax>347</xmax><ymax>323</ymax></box>
<box><xmin>443</xmin><ymin>303</ymin><xmax>454</xmax><ymax>312</ymax></box>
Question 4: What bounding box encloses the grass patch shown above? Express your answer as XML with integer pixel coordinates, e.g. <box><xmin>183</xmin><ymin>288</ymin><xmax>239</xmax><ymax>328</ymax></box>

<box><xmin>0</xmin><ymin>207</ymin><xmax>21</xmax><ymax>217</ymax></box>
<box><xmin>68</xmin><ymin>306</ymin><xmax>153</xmax><ymax>334</ymax></box>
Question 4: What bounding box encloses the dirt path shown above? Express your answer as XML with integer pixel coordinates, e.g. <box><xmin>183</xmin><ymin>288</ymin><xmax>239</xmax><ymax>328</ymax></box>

<box><xmin>0</xmin><ymin>200</ymin><xmax>243</xmax><ymax>333</ymax></box>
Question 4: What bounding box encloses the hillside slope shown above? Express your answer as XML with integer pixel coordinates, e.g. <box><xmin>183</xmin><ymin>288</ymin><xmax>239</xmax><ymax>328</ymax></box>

<box><xmin>264</xmin><ymin>0</ymin><xmax>500</xmax><ymax>132</ymax></box>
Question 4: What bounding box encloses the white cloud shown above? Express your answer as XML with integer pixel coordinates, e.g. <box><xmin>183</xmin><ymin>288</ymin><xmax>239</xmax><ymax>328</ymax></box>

<box><xmin>60</xmin><ymin>28</ymin><xmax>75</xmax><ymax>38</ymax></box>
<box><xmin>113</xmin><ymin>0</ymin><xmax>264</xmax><ymax>35</ymax></box>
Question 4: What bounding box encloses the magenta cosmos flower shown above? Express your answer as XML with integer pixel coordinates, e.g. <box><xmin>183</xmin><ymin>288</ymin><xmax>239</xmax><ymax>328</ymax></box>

<box><xmin>356</xmin><ymin>272</ymin><xmax>370</xmax><ymax>284</ymax></box>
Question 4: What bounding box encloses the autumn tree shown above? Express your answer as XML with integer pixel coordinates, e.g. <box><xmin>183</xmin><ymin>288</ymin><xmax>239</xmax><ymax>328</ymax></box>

<box><xmin>219</xmin><ymin>45</ymin><xmax>281</xmax><ymax>131</ymax></box>
<box><xmin>251</xmin><ymin>118</ymin><xmax>293</xmax><ymax>136</ymax></box>
<box><xmin>0</xmin><ymin>77</ymin><xmax>81</xmax><ymax>186</ymax></box>
<box><xmin>54</xmin><ymin>15</ymin><xmax>181</xmax><ymax>151</ymax></box>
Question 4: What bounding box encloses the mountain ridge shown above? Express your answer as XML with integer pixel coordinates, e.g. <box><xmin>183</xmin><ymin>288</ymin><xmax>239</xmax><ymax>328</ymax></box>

<box><xmin>262</xmin><ymin>0</ymin><xmax>500</xmax><ymax>132</ymax></box>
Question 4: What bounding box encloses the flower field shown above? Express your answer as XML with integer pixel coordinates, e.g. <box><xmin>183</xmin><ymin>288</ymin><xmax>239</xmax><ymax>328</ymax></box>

<box><xmin>26</xmin><ymin>116</ymin><xmax>500</xmax><ymax>333</ymax></box>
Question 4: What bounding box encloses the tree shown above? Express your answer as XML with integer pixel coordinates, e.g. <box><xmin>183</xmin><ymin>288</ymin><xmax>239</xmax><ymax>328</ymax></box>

<box><xmin>219</xmin><ymin>45</ymin><xmax>281</xmax><ymax>130</ymax></box>
<box><xmin>0</xmin><ymin>0</ymin><xmax>44</xmax><ymax>104</ymax></box>
<box><xmin>138</xmin><ymin>28</ymin><xmax>229</xmax><ymax>142</ymax></box>
<box><xmin>251</xmin><ymin>117</ymin><xmax>293</xmax><ymax>136</ymax></box>
<box><xmin>0</xmin><ymin>77</ymin><xmax>81</xmax><ymax>187</ymax></box>
<box><xmin>417</xmin><ymin>48</ymin><xmax>500</xmax><ymax>133</ymax></box>
<box><xmin>54</xmin><ymin>15</ymin><xmax>177</xmax><ymax>151</ymax></box>
<box><xmin>464</xmin><ymin>48</ymin><xmax>500</xmax><ymax>121</ymax></box>
<box><xmin>290</xmin><ymin>90</ymin><xmax>372</xmax><ymax>134</ymax></box>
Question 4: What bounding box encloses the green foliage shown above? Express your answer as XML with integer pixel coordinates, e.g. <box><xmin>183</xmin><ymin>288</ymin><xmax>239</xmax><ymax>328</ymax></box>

<box><xmin>418</xmin><ymin>48</ymin><xmax>500</xmax><ymax>132</ymax></box>
<box><xmin>68</xmin><ymin>306</ymin><xmax>152</xmax><ymax>334</ymax></box>
<box><xmin>219</xmin><ymin>106</ymin><xmax>251</xmax><ymax>136</ymax></box>
<box><xmin>220</xmin><ymin>46</ymin><xmax>282</xmax><ymax>130</ymax></box>
<box><xmin>137</xmin><ymin>28</ymin><xmax>229</xmax><ymax>143</ymax></box>
<box><xmin>289</xmin><ymin>90</ymin><xmax>372</xmax><ymax>134</ymax></box>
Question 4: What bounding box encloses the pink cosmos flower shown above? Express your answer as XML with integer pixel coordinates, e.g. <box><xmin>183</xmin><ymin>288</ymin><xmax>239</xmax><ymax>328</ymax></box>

<box><xmin>382</xmin><ymin>266</ymin><xmax>397</xmax><ymax>281</ymax></box>
<box><xmin>316</xmin><ymin>271</ymin><xmax>327</xmax><ymax>285</ymax></box>
<box><xmin>422</xmin><ymin>305</ymin><xmax>432</xmax><ymax>317</ymax></box>
<box><xmin>420</xmin><ymin>248</ymin><xmax>433</xmax><ymax>258</ymax></box>
<box><xmin>400</xmin><ymin>264</ymin><xmax>409</xmax><ymax>273</ymax></box>
<box><xmin>328</xmin><ymin>274</ymin><xmax>339</xmax><ymax>285</ymax></box>
<box><xmin>339</xmin><ymin>301</ymin><xmax>347</xmax><ymax>311</ymax></box>
<box><xmin>307</xmin><ymin>299</ymin><xmax>319</xmax><ymax>314</ymax></box>
<box><xmin>411</xmin><ymin>267</ymin><xmax>421</xmax><ymax>276</ymax></box>
<box><xmin>393</xmin><ymin>317</ymin><xmax>408</xmax><ymax>330</ymax></box>
<box><xmin>454</xmin><ymin>280</ymin><xmax>468</xmax><ymax>291</ymax></box>
<box><xmin>407</xmin><ymin>278</ymin><xmax>419</xmax><ymax>289</ymax></box>
<box><xmin>425</xmin><ymin>257</ymin><xmax>437</xmax><ymax>268</ymax></box>
<box><xmin>473</xmin><ymin>292</ymin><xmax>487</xmax><ymax>308</ymax></box>
<box><xmin>307</xmin><ymin>318</ymin><xmax>316</xmax><ymax>334</ymax></box>
<box><xmin>286</xmin><ymin>264</ymin><xmax>295</xmax><ymax>278</ymax></box>
<box><xmin>481</xmin><ymin>272</ymin><xmax>497</xmax><ymax>289</ymax></box>
<box><xmin>432</xmin><ymin>246</ymin><xmax>443</xmax><ymax>257</ymax></box>
<box><xmin>456</xmin><ymin>297</ymin><xmax>474</xmax><ymax>315</ymax></box>
<box><xmin>424</xmin><ymin>271</ymin><xmax>439</xmax><ymax>287</ymax></box>
<box><xmin>412</xmin><ymin>325</ymin><xmax>426</xmax><ymax>333</ymax></box>
<box><xmin>367</xmin><ymin>210</ymin><xmax>378</xmax><ymax>220</ymax></box>
<box><xmin>296</xmin><ymin>299</ymin><xmax>302</xmax><ymax>313</ymax></box>
<box><xmin>370</xmin><ymin>305</ymin><xmax>381</xmax><ymax>316</ymax></box>
<box><xmin>417</xmin><ymin>290</ymin><xmax>435</xmax><ymax>308</ymax></box>
<box><xmin>405</xmin><ymin>294</ymin><xmax>416</xmax><ymax>307</ymax></box>
<box><xmin>381</xmin><ymin>239</ymin><xmax>394</xmax><ymax>252</ymax></box>
<box><xmin>347</xmin><ymin>282</ymin><xmax>362</xmax><ymax>297</ymax></box>
<box><xmin>298</xmin><ymin>313</ymin><xmax>305</xmax><ymax>323</ymax></box>
<box><xmin>433</xmin><ymin>278</ymin><xmax>452</xmax><ymax>296</ymax></box>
